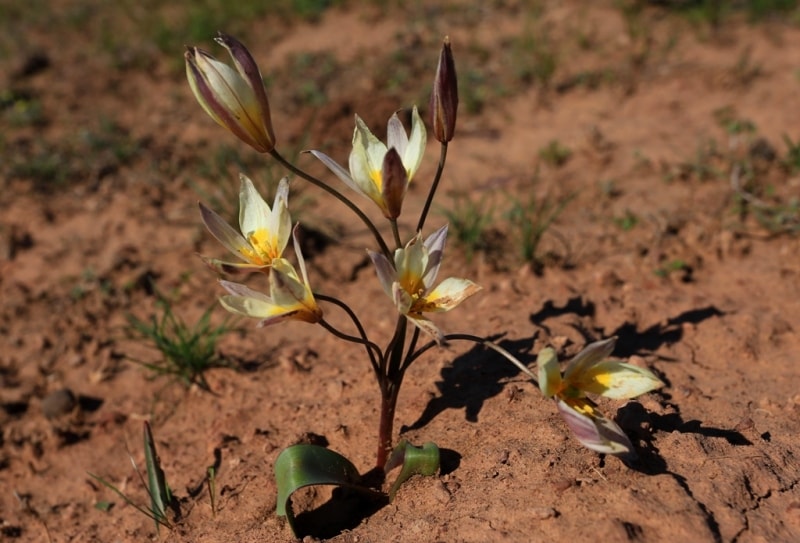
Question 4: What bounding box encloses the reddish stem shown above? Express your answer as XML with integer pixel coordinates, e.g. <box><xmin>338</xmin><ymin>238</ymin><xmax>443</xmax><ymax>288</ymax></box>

<box><xmin>376</xmin><ymin>382</ymin><xmax>400</xmax><ymax>469</ymax></box>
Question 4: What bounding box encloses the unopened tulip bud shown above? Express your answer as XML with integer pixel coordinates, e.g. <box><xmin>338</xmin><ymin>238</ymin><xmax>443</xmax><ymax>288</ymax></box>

<box><xmin>185</xmin><ymin>33</ymin><xmax>275</xmax><ymax>153</ymax></box>
<box><xmin>381</xmin><ymin>147</ymin><xmax>408</xmax><ymax>219</ymax></box>
<box><xmin>430</xmin><ymin>37</ymin><xmax>458</xmax><ymax>143</ymax></box>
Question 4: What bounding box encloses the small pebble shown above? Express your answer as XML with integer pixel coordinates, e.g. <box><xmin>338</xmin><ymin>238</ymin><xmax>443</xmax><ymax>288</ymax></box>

<box><xmin>42</xmin><ymin>388</ymin><xmax>77</xmax><ymax>419</ymax></box>
<box><xmin>551</xmin><ymin>478</ymin><xmax>573</xmax><ymax>492</ymax></box>
<box><xmin>530</xmin><ymin>506</ymin><xmax>557</xmax><ymax>520</ymax></box>
<box><xmin>433</xmin><ymin>480</ymin><xmax>451</xmax><ymax>504</ymax></box>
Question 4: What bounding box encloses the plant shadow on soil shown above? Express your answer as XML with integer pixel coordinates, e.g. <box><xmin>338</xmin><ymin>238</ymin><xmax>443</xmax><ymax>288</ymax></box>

<box><xmin>291</xmin><ymin>488</ymin><xmax>389</xmax><ymax>539</ymax></box>
<box><xmin>404</xmin><ymin>298</ymin><xmax>727</xmax><ymax>434</ymax></box>
<box><xmin>529</xmin><ymin>296</ymin><xmax>725</xmax><ymax>359</ymax></box>
<box><xmin>404</xmin><ymin>297</ymin><xmax>749</xmax><ymax>464</ymax></box>
<box><xmin>401</xmin><ymin>335</ymin><xmax>538</xmax><ymax>432</ymax></box>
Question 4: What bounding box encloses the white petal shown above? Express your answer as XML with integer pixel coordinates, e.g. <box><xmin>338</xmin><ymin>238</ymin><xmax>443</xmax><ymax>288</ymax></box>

<box><xmin>536</xmin><ymin>348</ymin><xmax>561</xmax><ymax>397</ymax></box>
<box><xmin>269</xmin><ymin>177</ymin><xmax>292</xmax><ymax>258</ymax></box>
<box><xmin>270</xmin><ymin>259</ymin><xmax>307</xmax><ymax>308</ymax></box>
<box><xmin>201</xmin><ymin>256</ymin><xmax>267</xmax><ymax>276</ymax></box>
<box><xmin>219</xmin><ymin>294</ymin><xmax>275</xmax><ymax>319</ymax></box>
<box><xmin>238</xmin><ymin>174</ymin><xmax>272</xmax><ymax>239</ymax></box>
<box><xmin>219</xmin><ymin>279</ymin><xmax>271</xmax><ymax>301</ymax></box>
<box><xmin>423</xmin><ymin>277</ymin><xmax>481</xmax><ymax>312</ymax></box>
<box><xmin>406</xmin><ymin>313</ymin><xmax>445</xmax><ymax>344</ymax></box>
<box><xmin>386</xmin><ymin>112</ymin><xmax>408</xmax><ymax>158</ymax></box>
<box><xmin>575</xmin><ymin>361</ymin><xmax>664</xmax><ymax>400</ymax></box>
<box><xmin>308</xmin><ymin>150</ymin><xmax>362</xmax><ymax>195</ymax></box>
<box><xmin>199</xmin><ymin>56</ymin><xmax>253</xmax><ymax>114</ymax></box>
<box><xmin>199</xmin><ymin>202</ymin><xmax>250</xmax><ymax>261</ymax></box>
<box><xmin>422</xmin><ymin>224</ymin><xmax>448</xmax><ymax>287</ymax></box>
<box><xmin>556</xmin><ymin>399</ymin><xmax>634</xmax><ymax>458</ymax></box>
<box><xmin>348</xmin><ymin>127</ymin><xmax>384</xmax><ymax>204</ymax></box>
<box><xmin>291</xmin><ymin>225</ymin><xmax>311</xmax><ymax>288</ymax></box>
<box><xmin>368</xmin><ymin>250</ymin><xmax>395</xmax><ymax>299</ymax></box>
<box><xmin>355</xmin><ymin>115</ymin><xmax>388</xmax><ymax>178</ymax></box>
<box><xmin>392</xmin><ymin>282</ymin><xmax>414</xmax><ymax>315</ymax></box>
<box><xmin>393</xmin><ymin>234</ymin><xmax>426</xmax><ymax>295</ymax></box>
<box><xmin>563</xmin><ymin>337</ymin><xmax>617</xmax><ymax>381</ymax></box>
<box><xmin>403</xmin><ymin>106</ymin><xmax>427</xmax><ymax>180</ymax></box>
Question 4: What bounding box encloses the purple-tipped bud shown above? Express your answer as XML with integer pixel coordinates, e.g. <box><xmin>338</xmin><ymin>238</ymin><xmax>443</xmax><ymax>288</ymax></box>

<box><xmin>185</xmin><ymin>33</ymin><xmax>275</xmax><ymax>153</ymax></box>
<box><xmin>381</xmin><ymin>147</ymin><xmax>408</xmax><ymax>220</ymax></box>
<box><xmin>430</xmin><ymin>37</ymin><xmax>458</xmax><ymax>143</ymax></box>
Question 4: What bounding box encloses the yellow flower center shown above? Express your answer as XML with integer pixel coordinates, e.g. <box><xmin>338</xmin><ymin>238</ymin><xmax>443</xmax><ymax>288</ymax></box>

<box><xmin>565</xmin><ymin>397</ymin><xmax>597</xmax><ymax>417</ymax></box>
<box><xmin>242</xmin><ymin>228</ymin><xmax>277</xmax><ymax>265</ymax></box>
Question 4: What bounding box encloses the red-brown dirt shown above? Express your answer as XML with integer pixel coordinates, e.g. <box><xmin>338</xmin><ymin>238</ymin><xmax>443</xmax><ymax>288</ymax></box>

<box><xmin>1</xmin><ymin>2</ymin><xmax>799</xmax><ymax>542</ymax></box>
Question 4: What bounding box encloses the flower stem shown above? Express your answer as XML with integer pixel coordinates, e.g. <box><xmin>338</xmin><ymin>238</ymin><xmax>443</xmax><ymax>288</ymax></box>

<box><xmin>390</xmin><ymin>219</ymin><xmax>402</xmax><ymax>249</ymax></box>
<box><xmin>376</xmin><ymin>380</ymin><xmax>401</xmax><ymax>469</ymax></box>
<box><xmin>270</xmin><ymin>149</ymin><xmax>392</xmax><ymax>258</ymax></box>
<box><xmin>416</xmin><ymin>142</ymin><xmax>448</xmax><ymax>233</ymax></box>
<box><xmin>376</xmin><ymin>315</ymin><xmax>408</xmax><ymax>468</ymax></box>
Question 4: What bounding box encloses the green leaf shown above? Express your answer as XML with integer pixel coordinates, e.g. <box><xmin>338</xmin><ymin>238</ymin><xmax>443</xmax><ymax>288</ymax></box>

<box><xmin>384</xmin><ymin>440</ymin><xmax>440</xmax><ymax>500</ymax></box>
<box><xmin>94</xmin><ymin>500</ymin><xmax>113</xmax><ymax>512</ymax></box>
<box><xmin>143</xmin><ymin>421</ymin><xmax>170</xmax><ymax>533</ymax></box>
<box><xmin>274</xmin><ymin>444</ymin><xmax>380</xmax><ymax>535</ymax></box>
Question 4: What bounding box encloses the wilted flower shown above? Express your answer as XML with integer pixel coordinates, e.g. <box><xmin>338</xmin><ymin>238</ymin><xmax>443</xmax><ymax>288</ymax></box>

<box><xmin>538</xmin><ymin>337</ymin><xmax>663</xmax><ymax>457</ymax></box>
<box><xmin>185</xmin><ymin>33</ymin><xmax>275</xmax><ymax>153</ymax></box>
<box><xmin>368</xmin><ymin>225</ymin><xmax>481</xmax><ymax>342</ymax></box>
<box><xmin>310</xmin><ymin>107</ymin><xmax>426</xmax><ymax>219</ymax></box>
<box><xmin>430</xmin><ymin>37</ymin><xmax>458</xmax><ymax>143</ymax></box>
<box><xmin>217</xmin><ymin>228</ymin><xmax>321</xmax><ymax>326</ymax></box>
<box><xmin>199</xmin><ymin>175</ymin><xmax>291</xmax><ymax>274</ymax></box>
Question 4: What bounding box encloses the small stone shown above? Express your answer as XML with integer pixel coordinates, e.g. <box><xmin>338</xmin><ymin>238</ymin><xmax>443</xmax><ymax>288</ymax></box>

<box><xmin>433</xmin><ymin>480</ymin><xmax>451</xmax><ymax>504</ymax></box>
<box><xmin>551</xmin><ymin>478</ymin><xmax>573</xmax><ymax>492</ymax></box>
<box><xmin>42</xmin><ymin>388</ymin><xmax>77</xmax><ymax>419</ymax></box>
<box><xmin>530</xmin><ymin>506</ymin><xmax>557</xmax><ymax>520</ymax></box>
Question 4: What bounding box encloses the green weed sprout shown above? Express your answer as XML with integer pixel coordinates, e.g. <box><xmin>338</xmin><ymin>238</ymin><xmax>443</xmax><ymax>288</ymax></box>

<box><xmin>126</xmin><ymin>290</ymin><xmax>236</xmax><ymax>391</ymax></box>
<box><xmin>90</xmin><ymin>422</ymin><xmax>174</xmax><ymax>534</ymax></box>
<box><xmin>184</xmin><ymin>32</ymin><xmax>664</xmax><ymax>535</ymax></box>
<box><xmin>439</xmin><ymin>193</ymin><xmax>495</xmax><ymax>262</ymax></box>
<box><xmin>538</xmin><ymin>139</ymin><xmax>572</xmax><ymax>167</ymax></box>
<box><xmin>504</xmin><ymin>179</ymin><xmax>575</xmax><ymax>269</ymax></box>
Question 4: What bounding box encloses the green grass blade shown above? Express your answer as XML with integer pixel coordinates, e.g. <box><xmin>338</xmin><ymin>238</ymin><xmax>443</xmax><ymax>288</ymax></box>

<box><xmin>87</xmin><ymin>472</ymin><xmax>163</xmax><ymax>525</ymax></box>
<box><xmin>143</xmin><ymin>421</ymin><xmax>170</xmax><ymax>533</ymax></box>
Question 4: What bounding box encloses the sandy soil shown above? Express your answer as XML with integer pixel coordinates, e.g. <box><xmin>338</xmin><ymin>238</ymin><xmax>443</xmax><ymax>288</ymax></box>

<box><xmin>2</xmin><ymin>2</ymin><xmax>800</xmax><ymax>542</ymax></box>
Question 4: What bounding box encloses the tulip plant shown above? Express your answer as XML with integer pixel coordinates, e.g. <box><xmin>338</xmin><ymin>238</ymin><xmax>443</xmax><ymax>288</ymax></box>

<box><xmin>184</xmin><ymin>33</ymin><xmax>664</xmax><ymax>534</ymax></box>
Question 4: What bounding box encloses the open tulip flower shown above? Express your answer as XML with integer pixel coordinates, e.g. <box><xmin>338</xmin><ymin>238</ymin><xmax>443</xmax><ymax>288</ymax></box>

<box><xmin>538</xmin><ymin>337</ymin><xmax>664</xmax><ymax>457</ymax></box>
<box><xmin>217</xmin><ymin>227</ymin><xmax>322</xmax><ymax>326</ymax></box>
<box><xmin>199</xmin><ymin>175</ymin><xmax>291</xmax><ymax>274</ymax></box>
<box><xmin>310</xmin><ymin>107</ymin><xmax>426</xmax><ymax>219</ymax></box>
<box><xmin>369</xmin><ymin>225</ymin><xmax>481</xmax><ymax>343</ymax></box>
<box><xmin>185</xmin><ymin>33</ymin><xmax>275</xmax><ymax>153</ymax></box>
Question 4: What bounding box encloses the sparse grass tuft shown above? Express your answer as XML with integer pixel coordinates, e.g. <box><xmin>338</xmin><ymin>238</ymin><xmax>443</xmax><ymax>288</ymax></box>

<box><xmin>504</xmin><ymin>175</ymin><xmax>574</xmax><ymax>270</ymax></box>
<box><xmin>613</xmin><ymin>210</ymin><xmax>639</xmax><ymax>232</ymax></box>
<box><xmin>538</xmin><ymin>140</ymin><xmax>572</xmax><ymax>168</ymax></box>
<box><xmin>781</xmin><ymin>134</ymin><xmax>800</xmax><ymax>173</ymax></box>
<box><xmin>439</xmin><ymin>194</ymin><xmax>495</xmax><ymax>263</ymax></box>
<box><xmin>126</xmin><ymin>291</ymin><xmax>237</xmax><ymax>391</ymax></box>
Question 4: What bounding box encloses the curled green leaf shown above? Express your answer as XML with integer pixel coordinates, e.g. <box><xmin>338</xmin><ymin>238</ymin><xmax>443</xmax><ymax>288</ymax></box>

<box><xmin>274</xmin><ymin>444</ymin><xmax>381</xmax><ymax>535</ymax></box>
<box><xmin>384</xmin><ymin>440</ymin><xmax>440</xmax><ymax>500</ymax></box>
